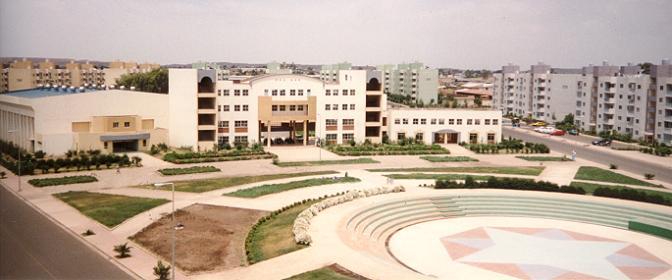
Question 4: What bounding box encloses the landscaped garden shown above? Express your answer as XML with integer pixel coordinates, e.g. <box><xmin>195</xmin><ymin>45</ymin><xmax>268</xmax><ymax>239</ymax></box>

<box><xmin>158</xmin><ymin>165</ymin><xmax>220</xmax><ymax>176</ymax></box>
<box><xmin>160</xmin><ymin>143</ymin><xmax>274</xmax><ymax>164</ymax></box>
<box><xmin>516</xmin><ymin>156</ymin><xmax>570</xmax><ymax>161</ymax></box>
<box><xmin>368</xmin><ymin>166</ymin><xmax>545</xmax><ymax>176</ymax></box>
<box><xmin>463</xmin><ymin>138</ymin><xmax>550</xmax><ymax>154</ymax></box>
<box><xmin>573</xmin><ymin>166</ymin><xmax>655</xmax><ymax>186</ymax></box>
<box><xmin>326</xmin><ymin>139</ymin><xmax>449</xmax><ymax>156</ymax></box>
<box><xmin>53</xmin><ymin>191</ymin><xmax>169</xmax><ymax>227</ymax></box>
<box><xmin>226</xmin><ymin>176</ymin><xmax>360</xmax><ymax>198</ymax></box>
<box><xmin>28</xmin><ymin>175</ymin><xmax>98</xmax><ymax>187</ymax></box>
<box><xmin>273</xmin><ymin>158</ymin><xmax>378</xmax><ymax>167</ymax></box>
<box><xmin>139</xmin><ymin>171</ymin><xmax>338</xmax><ymax>193</ymax></box>
<box><xmin>285</xmin><ymin>264</ymin><xmax>367</xmax><ymax>280</ymax></box>
<box><xmin>420</xmin><ymin>156</ymin><xmax>478</xmax><ymax>162</ymax></box>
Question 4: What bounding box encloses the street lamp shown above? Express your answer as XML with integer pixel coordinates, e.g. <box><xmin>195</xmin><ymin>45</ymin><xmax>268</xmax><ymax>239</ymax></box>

<box><xmin>8</xmin><ymin>130</ymin><xmax>21</xmax><ymax>192</ymax></box>
<box><xmin>154</xmin><ymin>182</ymin><xmax>177</xmax><ymax>280</ymax></box>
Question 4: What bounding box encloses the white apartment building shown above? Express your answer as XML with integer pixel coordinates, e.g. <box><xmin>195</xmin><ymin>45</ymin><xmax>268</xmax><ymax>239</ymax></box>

<box><xmin>493</xmin><ymin>60</ymin><xmax>672</xmax><ymax>144</ymax></box>
<box><xmin>387</xmin><ymin>109</ymin><xmax>502</xmax><ymax>145</ymax></box>
<box><xmin>377</xmin><ymin>62</ymin><xmax>439</xmax><ymax>104</ymax></box>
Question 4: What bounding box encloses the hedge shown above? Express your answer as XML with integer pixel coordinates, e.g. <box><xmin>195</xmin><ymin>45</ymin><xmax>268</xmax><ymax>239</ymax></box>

<box><xmin>28</xmin><ymin>175</ymin><xmax>98</xmax><ymax>187</ymax></box>
<box><xmin>435</xmin><ymin>177</ymin><xmax>585</xmax><ymax>194</ymax></box>
<box><xmin>463</xmin><ymin>138</ymin><xmax>550</xmax><ymax>154</ymax></box>
<box><xmin>593</xmin><ymin>187</ymin><xmax>670</xmax><ymax>206</ymax></box>
<box><xmin>158</xmin><ymin>166</ymin><xmax>221</xmax><ymax>176</ymax></box>
<box><xmin>327</xmin><ymin>141</ymin><xmax>449</xmax><ymax>156</ymax></box>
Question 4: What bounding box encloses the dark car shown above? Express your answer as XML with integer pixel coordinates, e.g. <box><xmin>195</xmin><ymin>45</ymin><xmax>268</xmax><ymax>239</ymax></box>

<box><xmin>592</xmin><ymin>138</ymin><xmax>612</xmax><ymax>146</ymax></box>
<box><xmin>568</xmin><ymin>129</ymin><xmax>579</xmax><ymax>135</ymax></box>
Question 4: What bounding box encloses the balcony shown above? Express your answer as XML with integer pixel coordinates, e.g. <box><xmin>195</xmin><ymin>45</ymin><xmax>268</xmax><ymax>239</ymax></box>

<box><xmin>604</xmin><ymin>108</ymin><xmax>615</xmax><ymax>115</ymax></box>
<box><xmin>603</xmin><ymin>97</ymin><xmax>615</xmax><ymax>104</ymax></box>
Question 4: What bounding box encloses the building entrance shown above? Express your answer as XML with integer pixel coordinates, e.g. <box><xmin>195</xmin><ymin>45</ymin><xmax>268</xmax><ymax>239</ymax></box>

<box><xmin>112</xmin><ymin>140</ymin><xmax>138</xmax><ymax>153</ymax></box>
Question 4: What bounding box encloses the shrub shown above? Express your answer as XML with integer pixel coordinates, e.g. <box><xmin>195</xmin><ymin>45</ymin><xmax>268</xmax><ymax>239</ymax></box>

<box><xmin>158</xmin><ymin>166</ymin><xmax>220</xmax><ymax>176</ymax></box>
<box><xmin>82</xmin><ymin>229</ymin><xmax>95</xmax><ymax>236</ymax></box>
<box><xmin>0</xmin><ymin>171</ymin><xmax>5</xmax><ymax>179</ymax></box>
<box><xmin>153</xmin><ymin>261</ymin><xmax>171</xmax><ymax>280</ymax></box>
<box><xmin>435</xmin><ymin>176</ymin><xmax>586</xmax><ymax>195</ymax></box>
<box><xmin>593</xmin><ymin>187</ymin><xmax>670</xmax><ymax>206</ymax></box>
<box><xmin>609</xmin><ymin>164</ymin><xmax>618</xmax><ymax>170</ymax></box>
<box><xmin>645</xmin><ymin>173</ymin><xmax>655</xmax><ymax>180</ymax></box>
<box><xmin>113</xmin><ymin>243</ymin><xmax>132</xmax><ymax>258</ymax></box>
<box><xmin>28</xmin><ymin>175</ymin><xmax>98</xmax><ymax>187</ymax></box>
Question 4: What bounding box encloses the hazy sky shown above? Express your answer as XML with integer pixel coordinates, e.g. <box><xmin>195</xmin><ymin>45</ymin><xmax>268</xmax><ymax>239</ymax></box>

<box><xmin>1</xmin><ymin>0</ymin><xmax>670</xmax><ymax>69</ymax></box>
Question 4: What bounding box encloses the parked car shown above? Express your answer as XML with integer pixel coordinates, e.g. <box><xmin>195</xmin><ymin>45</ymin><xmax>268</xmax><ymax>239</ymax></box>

<box><xmin>592</xmin><ymin>138</ymin><xmax>612</xmax><ymax>146</ymax></box>
<box><xmin>529</xmin><ymin>121</ymin><xmax>547</xmax><ymax>127</ymax></box>
<box><xmin>535</xmin><ymin>127</ymin><xmax>555</xmax><ymax>134</ymax></box>
<box><xmin>550</xmin><ymin>129</ymin><xmax>566</xmax><ymax>136</ymax></box>
<box><xmin>568</xmin><ymin>128</ymin><xmax>579</xmax><ymax>135</ymax></box>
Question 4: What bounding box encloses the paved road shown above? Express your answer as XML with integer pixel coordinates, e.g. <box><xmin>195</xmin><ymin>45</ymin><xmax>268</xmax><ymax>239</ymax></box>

<box><xmin>503</xmin><ymin>127</ymin><xmax>672</xmax><ymax>185</ymax></box>
<box><xmin>0</xmin><ymin>186</ymin><xmax>133</xmax><ymax>280</ymax></box>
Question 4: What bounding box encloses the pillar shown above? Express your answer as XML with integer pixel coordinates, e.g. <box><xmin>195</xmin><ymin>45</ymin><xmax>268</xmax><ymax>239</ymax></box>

<box><xmin>267</xmin><ymin>121</ymin><xmax>272</xmax><ymax>148</ymax></box>
<box><xmin>444</xmin><ymin>133</ymin><xmax>448</xmax><ymax>144</ymax></box>
<box><xmin>303</xmin><ymin>120</ymin><xmax>308</xmax><ymax>146</ymax></box>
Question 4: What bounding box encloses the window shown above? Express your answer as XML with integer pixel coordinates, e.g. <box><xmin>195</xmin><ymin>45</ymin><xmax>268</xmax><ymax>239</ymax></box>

<box><xmin>272</xmin><ymin>90</ymin><xmax>278</xmax><ymax>96</ymax></box>
<box><xmin>485</xmin><ymin>119</ymin><xmax>490</xmax><ymax>125</ymax></box>
<box><xmin>350</xmin><ymin>89</ymin><xmax>355</xmax><ymax>96</ymax></box>
<box><xmin>113</xmin><ymin>122</ymin><xmax>119</xmax><ymax>128</ymax></box>
<box><xmin>289</xmin><ymin>105</ymin><xmax>296</xmax><ymax>111</ymax></box>
<box><xmin>415</xmin><ymin>133</ymin><xmax>423</xmax><ymax>141</ymax></box>
<box><xmin>332</xmin><ymin>104</ymin><xmax>338</xmax><ymax>110</ymax></box>
<box><xmin>493</xmin><ymin>119</ymin><xmax>499</xmax><ymax>125</ymax></box>
<box><xmin>397</xmin><ymin>133</ymin><xmax>406</xmax><ymax>141</ymax></box>
<box><xmin>218</xmin><ymin>105</ymin><xmax>221</xmax><ymax>112</ymax></box>
<box><xmin>217</xmin><ymin>89</ymin><xmax>221</xmax><ymax>95</ymax></box>
<box><xmin>342</xmin><ymin>104</ymin><xmax>348</xmax><ymax>110</ymax></box>
<box><xmin>474</xmin><ymin>119</ymin><xmax>480</xmax><ymax>125</ymax></box>
<box><xmin>298</xmin><ymin>105</ymin><xmax>304</xmax><ymax>111</ymax></box>
<box><xmin>457</xmin><ymin>119</ymin><xmax>463</xmax><ymax>125</ymax></box>
<box><xmin>431</xmin><ymin>119</ymin><xmax>437</xmax><ymax>125</ymax></box>
<box><xmin>403</xmin><ymin>118</ymin><xmax>408</xmax><ymax>124</ymax></box>
<box><xmin>243</xmin><ymin>105</ymin><xmax>249</xmax><ymax>111</ymax></box>
<box><xmin>280</xmin><ymin>90</ymin><xmax>286</xmax><ymax>96</ymax></box>
<box><xmin>234</xmin><ymin>136</ymin><xmax>248</xmax><ymax>144</ymax></box>
<box><xmin>223</xmin><ymin>105</ymin><xmax>230</xmax><ymax>111</ymax></box>
<box><xmin>326</xmin><ymin>134</ymin><xmax>337</xmax><ymax>143</ymax></box>
<box><xmin>325</xmin><ymin>104</ymin><xmax>331</xmax><ymax>110</ymax></box>
<box><xmin>342</xmin><ymin>89</ymin><xmax>348</xmax><ymax>96</ymax></box>
<box><xmin>439</xmin><ymin>119</ymin><xmax>445</xmax><ymax>125</ymax></box>
<box><xmin>242</xmin><ymin>89</ymin><xmax>248</xmax><ymax>96</ymax></box>
<box><xmin>413</xmin><ymin>118</ymin><xmax>419</xmax><ymax>125</ymax></box>
<box><xmin>290</xmin><ymin>89</ymin><xmax>296</xmax><ymax>96</ymax></box>
<box><xmin>234</xmin><ymin>105</ymin><xmax>241</xmax><ymax>111</ymax></box>
<box><xmin>326</xmin><ymin>119</ymin><xmax>338</xmax><ymax>126</ymax></box>
<box><xmin>307</xmin><ymin>89</ymin><xmax>311</xmax><ymax>95</ymax></box>
<box><xmin>234</xmin><ymin>89</ymin><xmax>240</xmax><ymax>96</ymax></box>
<box><xmin>234</xmin><ymin>121</ymin><xmax>248</xmax><ymax>128</ymax></box>
<box><xmin>223</xmin><ymin>89</ymin><xmax>230</xmax><ymax>96</ymax></box>
<box><xmin>395</xmin><ymin>118</ymin><xmax>401</xmax><ymax>124</ymax></box>
<box><xmin>279</xmin><ymin>105</ymin><xmax>286</xmax><ymax>111</ymax></box>
<box><xmin>218</xmin><ymin>121</ymin><xmax>229</xmax><ymax>128</ymax></box>
<box><xmin>218</xmin><ymin>136</ymin><xmax>229</xmax><ymax>145</ymax></box>
<box><xmin>350</xmin><ymin>104</ymin><xmax>355</xmax><ymax>110</ymax></box>
<box><xmin>272</xmin><ymin>105</ymin><xmax>278</xmax><ymax>111</ymax></box>
<box><xmin>342</xmin><ymin>119</ymin><xmax>354</xmax><ymax>125</ymax></box>
<box><xmin>326</xmin><ymin>89</ymin><xmax>331</xmax><ymax>96</ymax></box>
<box><xmin>420</xmin><ymin>119</ymin><xmax>427</xmax><ymax>125</ymax></box>
<box><xmin>298</xmin><ymin>89</ymin><xmax>304</xmax><ymax>96</ymax></box>
<box><xmin>124</xmin><ymin>122</ymin><xmax>130</xmax><ymax>127</ymax></box>
<box><xmin>469</xmin><ymin>133</ymin><xmax>478</xmax><ymax>144</ymax></box>
<box><xmin>467</xmin><ymin>119</ymin><xmax>473</xmax><ymax>125</ymax></box>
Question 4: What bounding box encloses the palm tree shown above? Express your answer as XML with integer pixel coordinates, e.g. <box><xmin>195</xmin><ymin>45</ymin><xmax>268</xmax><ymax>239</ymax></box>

<box><xmin>131</xmin><ymin>156</ymin><xmax>142</xmax><ymax>167</ymax></box>
<box><xmin>153</xmin><ymin>261</ymin><xmax>171</xmax><ymax>280</ymax></box>
<box><xmin>113</xmin><ymin>243</ymin><xmax>131</xmax><ymax>258</ymax></box>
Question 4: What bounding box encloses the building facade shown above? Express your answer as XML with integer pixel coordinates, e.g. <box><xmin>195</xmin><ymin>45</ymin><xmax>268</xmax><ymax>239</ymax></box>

<box><xmin>377</xmin><ymin>62</ymin><xmax>438</xmax><ymax>104</ymax></box>
<box><xmin>492</xmin><ymin>60</ymin><xmax>672</xmax><ymax>144</ymax></box>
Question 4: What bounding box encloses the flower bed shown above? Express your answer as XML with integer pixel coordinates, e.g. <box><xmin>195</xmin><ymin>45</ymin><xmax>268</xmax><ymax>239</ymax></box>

<box><xmin>158</xmin><ymin>166</ymin><xmax>220</xmax><ymax>176</ymax></box>
<box><xmin>327</xmin><ymin>143</ymin><xmax>449</xmax><ymax>156</ymax></box>
<box><xmin>162</xmin><ymin>148</ymin><xmax>274</xmax><ymax>164</ymax></box>
<box><xmin>28</xmin><ymin>175</ymin><xmax>98</xmax><ymax>187</ymax></box>
<box><xmin>463</xmin><ymin>138</ymin><xmax>549</xmax><ymax>154</ymax></box>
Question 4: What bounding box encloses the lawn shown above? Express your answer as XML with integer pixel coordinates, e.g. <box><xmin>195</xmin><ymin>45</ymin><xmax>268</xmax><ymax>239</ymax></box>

<box><xmin>246</xmin><ymin>200</ymin><xmax>318</xmax><ymax>263</ymax></box>
<box><xmin>158</xmin><ymin>165</ymin><xmax>220</xmax><ymax>176</ymax></box>
<box><xmin>138</xmin><ymin>171</ymin><xmax>338</xmax><ymax>193</ymax></box>
<box><xmin>28</xmin><ymin>175</ymin><xmax>97</xmax><ymax>187</ymax></box>
<box><xmin>573</xmin><ymin>166</ymin><xmax>654</xmax><ymax>186</ymax></box>
<box><xmin>420</xmin><ymin>156</ymin><xmax>478</xmax><ymax>162</ymax></box>
<box><xmin>285</xmin><ymin>264</ymin><xmax>365</xmax><ymax>280</ymax></box>
<box><xmin>367</xmin><ymin>166</ymin><xmax>544</xmax><ymax>176</ymax></box>
<box><xmin>226</xmin><ymin>176</ymin><xmax>360</xmax><ymax>198</ymax></box>
<box><xmin>274</xmin><ymin>158</ymin><xmax>378</xmax><ymax>167</ymax></box>
<box><xmin>53</xmin><ymin>191</ymin><xmax>169</xmax><ymax>227</ymax></box>
<box><xmin>570</xmin><ymin>182</ymin><xmax>672</xmax><ymax>200</ymax></box>
<box><xmin>516</xmin><ymin>156</ymin><xmax>569</xmax><ymax>162</ymax></box>
<box><xmin>384</xmin><ymin>173</ymin><xmax>496</xmax><ymax>181</ymax></box>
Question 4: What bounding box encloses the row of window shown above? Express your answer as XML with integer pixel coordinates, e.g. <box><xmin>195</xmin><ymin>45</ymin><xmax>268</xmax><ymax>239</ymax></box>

<box><xmin>325</xmin><ymin>119</ymin><xmax>354</xmax><ymax>126</ymax></box>
<box><xmin>217</xmin><ymin>89</ymin><xmax>249</xmax><ymax>96</ymax></box>
<box><xmin>325</xmin><ymin>104</ymin><xmax>356</xmax><ymax>110</ymax></box>
<box><xmin>112</xmin><ymin>121</ymin><xmax>131</xmax><ymax>128</ymax></box>
<box><xmin>393</xmin><ymin>118</ymin><xmax>499</xmax><ymax>126</ymax></box>
<box><xmin>324</xmin><ymin>133</ymin><xmax>354</xmax><ymax>142</ymax></box>
<box><xmin>325</xmin><ymin>89</ymin><xmax>356</xmax><ymax>96</ymax></box>
<box><xmin>218</xmin><ymin>105</ymin><xmax>249</xmax><ymax>112</ymax></box>
<box><xmin>272</xmin><ymin>105</ymin><xmax>305</xmax><ymax>111</ymax></box>
<box><xmin>218</xmin><ymin>136</ymin><xmax>248</xmax><ymax>144</ymax></box>
<box><xmin>266</xmin><ymin>89</ymin><xmax>311</xmax><ymax>96</ymax></box>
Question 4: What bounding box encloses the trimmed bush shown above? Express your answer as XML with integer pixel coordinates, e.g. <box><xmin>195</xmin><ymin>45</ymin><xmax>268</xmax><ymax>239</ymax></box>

<box><xmin>435</xmin><ymin>176</ymin><xmax>585</xmax><ymax>195</ymax></box>
<box><xmin>594</xmin><ymin>187</ymin><xmax>670</xmax><ymax>206</ymax></box>
<box><xmin>326</xmin><ymin>141</ymin><xmax>449</xmax><ymax>156</ymax></box>
<box><xmin>158</xmin><ymin>166</ymin><xmax>220</xmax><ymax>176</ymax></box>
<box><xmin>28</xmin><ymin>175</ymin><xmax>98</xmax><ymax>187</ymax></box>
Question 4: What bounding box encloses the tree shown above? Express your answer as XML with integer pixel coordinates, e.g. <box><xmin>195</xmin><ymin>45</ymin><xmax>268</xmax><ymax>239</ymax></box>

<box><xmin>153</xmin><ymin>261</ymin><xmax>171</xmax><ymax>280</ymax></box>
<box><xmin>113</xmin><ymin>243</ymin><xmax>132</xmax><ymax>258</ymax></box>
<box><xmin>132</xmin><ymin>156</ymin><xmax>142</xmax><ymax>167</ymax></box>
<box><xmin>451</xmin><ymin>99</ymin><xmax>459</xmax><ymax>108</ymax></box>
<box><xmin>116</xmin><ymin>68</ymin><xmax>168</xmax><ymax>93</ymax></box>
<box><xmin>474</xmin><ymin>96</ymin><xmax>482</xmax><ymax>107</ymax></box>
<box><xmin>0</xmin><ymin>171</ymin><xmax>6</xmax><ymax>179</ymax></box>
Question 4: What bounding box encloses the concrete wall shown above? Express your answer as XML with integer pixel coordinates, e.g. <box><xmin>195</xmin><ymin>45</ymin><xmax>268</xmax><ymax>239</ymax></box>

<box><xmin>168</xmin><ymin>69</ymin><xmax>198</xmax><ymax>149</ymax></box>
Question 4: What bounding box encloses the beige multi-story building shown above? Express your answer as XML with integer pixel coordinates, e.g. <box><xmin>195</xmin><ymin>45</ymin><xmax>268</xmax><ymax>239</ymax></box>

<box><xmin>493</xmin><ymin>60</ymin><xmax>672</xmax><ymax>144</ymax></box>
<box><xmin>0</xmin><ymin>58</ymin><xmax>159</xmax><ymax>93</ymax></box>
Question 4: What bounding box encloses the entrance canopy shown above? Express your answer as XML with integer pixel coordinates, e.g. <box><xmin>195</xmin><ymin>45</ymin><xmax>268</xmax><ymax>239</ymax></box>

<box><xmin>434</xmin><ymin>128</ymin><xmax>459</xmax><ymax>134</ymax></box>
<box><xmin>100</xmin><ymin>132</ymin><xmax>150</xmax><ymax>142</ymax></box>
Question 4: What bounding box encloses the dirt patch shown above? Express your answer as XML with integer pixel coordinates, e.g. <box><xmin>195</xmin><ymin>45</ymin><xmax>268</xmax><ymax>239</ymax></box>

<box><xmin>328</xmin><ymin>264</ymin><xmax>371</xmax><ymax>280</ymax></box>
<box><xmin>131</xmin><ymin>204</ymin><xmax>268</xmax><ymax>274</ymax></box>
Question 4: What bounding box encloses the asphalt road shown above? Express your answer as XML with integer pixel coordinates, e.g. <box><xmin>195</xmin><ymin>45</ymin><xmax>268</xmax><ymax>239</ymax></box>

<box><xmin>503</xmin><ymin>127</ymin><xmax>672</xmax><ymax>185</ymax></box>
<box><xmin>0</xmin><ymin>186</ymin><xmax>133</xmax><ymax>280</ymax></box>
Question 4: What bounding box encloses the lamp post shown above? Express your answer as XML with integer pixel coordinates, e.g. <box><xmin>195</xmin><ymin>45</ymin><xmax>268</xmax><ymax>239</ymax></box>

<box><xmin>7</xmin><ymin>130</ymin><xmax>21</xmax><ymax>192</ymax></box>
<box><xmin>154</xmin><ymin>182</ymin><xmax>176</xmax><ymax>280</ymax></box>
<box><xmin>316</xmin><ymin>113</ymin><xmax>321</xmax><ymax>161</ymax></box>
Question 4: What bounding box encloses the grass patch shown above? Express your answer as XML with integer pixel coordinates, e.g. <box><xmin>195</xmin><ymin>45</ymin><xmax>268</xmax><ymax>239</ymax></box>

<box><xmin>574</xmin><ymin>166</ymin><xmax>654</xmax><ymax>186</ymax></box>
<box><xmin>227</xmin><ymin>176</ymin><xmax>360</xmax><ymax>198</ymax></box>
<box><xmin>368</xmin><ymin>166</ymin><xmax>544</xmax><ymax>176</ymax></box>
<box><xmin>516</xmin><ymin>156</ymin><xmax>569</xmax><ymax>162</ymax></box>
<box><xmin>53</xmin><ymin>191</ymin><xmax>169</xmax><ymax>227</ymax></box>
<box><xmin>28</xmin><ymin>175</ymin><xmax>97</xmax><ymax>187</ymax></box>
<box><xmin>140</xmin><ymin>171</ymin><xmax>339</xmax><ymax>193</ymax></box>
<box><xmin>570</xmin><ymin>181</ymin><xmax>671</xmax><ymax>198</ymax></box>
<box><xmin>420</xmin><ymin>156</ymin><xmax>478</xmax><ymax>162</ymax></box>
<box><xmin>246</xmin><ymin>200</ymin><xmax>320</xmax><ymax>263</ymax></box>
<box><xmin>158</xmin><ymin>165</ymin><xmax>220</xmax><ymax>176</ymax></box>
<box><xmin>385</xmin><ymin>173</ymin><xmax>497</xmax><ymax>181</ymax></box>
<box><xmin>274</xmin><ymin>158</ymin><xmax>378</xmax><ymax>167</ymax></box>
<box><xmin>285</xmin><ymin>264</ymin><xmax>365</xmax><ymax>280</ymax></box>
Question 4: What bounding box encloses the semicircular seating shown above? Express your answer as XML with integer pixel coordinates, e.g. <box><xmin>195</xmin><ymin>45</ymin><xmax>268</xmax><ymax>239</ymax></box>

<box><xmin>346</xmin><ymin>194</ymin><xmax>672</xmax><ymax>243</ymax></box>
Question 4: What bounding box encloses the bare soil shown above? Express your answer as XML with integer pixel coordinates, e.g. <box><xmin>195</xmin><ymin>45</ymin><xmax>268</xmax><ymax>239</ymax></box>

<box><xmin>131</xmin><ymin>203</ymin><xmax>268</xmax><ymax>274</ymax></box>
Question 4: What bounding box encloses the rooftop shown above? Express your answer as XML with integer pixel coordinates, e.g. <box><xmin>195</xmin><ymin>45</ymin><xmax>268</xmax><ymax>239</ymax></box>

<box><xmin>4</xmin><ymin>87</ymin><xmax>100</xmax><ymax>99</ymax></box>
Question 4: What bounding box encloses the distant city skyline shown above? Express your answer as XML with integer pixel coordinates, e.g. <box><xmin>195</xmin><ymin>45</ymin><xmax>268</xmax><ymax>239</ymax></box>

<box><xmin>1</xmin><ymin>0</ymin><xmax>670</xmax><ymax>69</ymax></box>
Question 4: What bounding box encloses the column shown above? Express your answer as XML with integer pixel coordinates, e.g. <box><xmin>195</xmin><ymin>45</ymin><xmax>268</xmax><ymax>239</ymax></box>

<box><xmin>303</xmin><ymin>120</ymin><xmax>308</xmax><ymax>146</ymax></box>
<box><xmin>444</xmin><ymin>134</ymin><xmax>448</xmax><ymax>144</ymax></box>
<box><xmin>267</xmin><ymin>121</ymin><xmax>272</xmax><ymax>148</ymax></box>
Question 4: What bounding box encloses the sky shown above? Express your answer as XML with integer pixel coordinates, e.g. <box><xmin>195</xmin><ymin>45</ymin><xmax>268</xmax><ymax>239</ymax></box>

<box><xmin>0</xmin><ymin>0</ymin><xmax>670</xmax><ymax>69</ymax></box>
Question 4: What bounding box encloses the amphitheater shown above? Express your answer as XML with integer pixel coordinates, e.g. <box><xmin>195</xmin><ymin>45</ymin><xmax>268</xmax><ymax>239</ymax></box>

<box><xmin>306</xmin><ymin>188</ymin><xmax>672</xmax><ymax>280</ymax></box>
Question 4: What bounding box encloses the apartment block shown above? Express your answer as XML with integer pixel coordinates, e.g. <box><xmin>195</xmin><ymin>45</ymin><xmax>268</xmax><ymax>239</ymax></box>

<box><xmin>493</xmin><ymin>60</ymin><xmax>672</xmax><ymax>144</ymax></box>
<box><xmin>377</xmin><ymin>62</ymin><xmax>438</xmax><ymax>104</ymax></box>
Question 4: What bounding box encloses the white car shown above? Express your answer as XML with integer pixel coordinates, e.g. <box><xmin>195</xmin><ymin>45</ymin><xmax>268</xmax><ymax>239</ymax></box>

<box><xmin>538</xmin><ymin>127</ymin><xmax>556</xmax><ymax>134</ymax></box>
